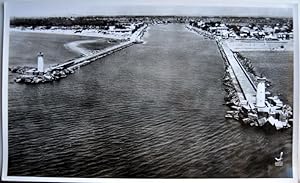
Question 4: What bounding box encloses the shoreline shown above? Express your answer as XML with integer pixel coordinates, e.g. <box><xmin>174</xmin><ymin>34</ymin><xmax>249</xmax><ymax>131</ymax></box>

<box><xmin>10</xmin><ymin>28</ymin><xmax>130</xmax><ymax>40</ymax></box>
<box><xmin>64</xmin><ymin>39</ymin><xmax>96</xmax><ymax>56</ymax></box>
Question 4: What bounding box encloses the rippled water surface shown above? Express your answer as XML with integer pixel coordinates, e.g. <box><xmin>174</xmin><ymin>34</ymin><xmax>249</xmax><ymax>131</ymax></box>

<box><xmin>8</xmin><ymin>24</ymin><xmax>293</xmax><ymax>178</ymax></box>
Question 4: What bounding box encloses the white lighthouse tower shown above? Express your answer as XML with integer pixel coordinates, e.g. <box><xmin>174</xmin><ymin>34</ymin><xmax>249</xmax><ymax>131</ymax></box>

<box><xmin>37</xmin><ymin>52</ymin><xmax>44</xmax><ymax>73</ymax></box>
<box><xmin>256</xmin><ymin>75</ymin><xmax>266</xmax><ymax>112</ymax></box>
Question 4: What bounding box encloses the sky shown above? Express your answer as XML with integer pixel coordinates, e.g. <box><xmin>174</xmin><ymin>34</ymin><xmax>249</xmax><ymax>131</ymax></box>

<box><xmin>8</xmin><ymin>0</ymin><xmax>294</xmax><ymax>18</ymax></box>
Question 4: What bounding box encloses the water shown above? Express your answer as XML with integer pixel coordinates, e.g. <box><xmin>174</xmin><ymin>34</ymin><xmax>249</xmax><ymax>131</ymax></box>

<box><xmin>8</xmin><ymin>24</ymin><xmax>292</xmax><ymax>178</ymax></box>
<box><xmin>240</xmin><ymin>51</ymin><xmax>293</xmax><ymax>106</ymax></box>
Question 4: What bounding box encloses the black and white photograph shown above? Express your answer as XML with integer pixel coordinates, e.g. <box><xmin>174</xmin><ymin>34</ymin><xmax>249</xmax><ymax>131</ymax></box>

<box><xmin>1</xmin><ymin>0</ymin><xmax>299</xmax><ymax>182</ymax></box>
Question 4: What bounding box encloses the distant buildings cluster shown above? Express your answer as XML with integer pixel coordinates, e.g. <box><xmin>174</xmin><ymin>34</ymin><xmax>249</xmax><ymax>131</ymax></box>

<box><xmin>11</xmin><ymin>15</ymin><xmax>293</xmax><ymax>40</ymax></box>
<box><xmin>189</xmin><ymin>20</ymin><xmax>293</xmax><ymax>40</ymax></box>
<box><xmin>17</xmin><ymin>22</ymin><xmax>145</xmax><ymax>35</ymax></box>
<box><xmin>11</xmin><ymin>16</ymin><xmax>147</xmax><ymax>36</ymax></box>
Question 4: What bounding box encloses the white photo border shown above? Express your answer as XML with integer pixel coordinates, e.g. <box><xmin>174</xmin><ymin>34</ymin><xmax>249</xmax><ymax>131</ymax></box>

<box><xmin>1</xmin><ymin>0</ymin><xmax>299</xmax><ymax>182</ymax></box>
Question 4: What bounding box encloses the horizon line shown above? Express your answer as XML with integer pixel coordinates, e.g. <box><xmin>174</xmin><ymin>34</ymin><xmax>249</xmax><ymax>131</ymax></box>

<box><xmin>10</xmin><ymin>14</ymin><xmax>293</xmax><ymax>19</ymax></box>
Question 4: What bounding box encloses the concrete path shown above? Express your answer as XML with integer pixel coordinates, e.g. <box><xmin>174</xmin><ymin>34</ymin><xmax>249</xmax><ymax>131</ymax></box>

<box><xmin>221</xmin><ymin>41</ymin><xmax>257</xmax><ymax>108</ymax></box>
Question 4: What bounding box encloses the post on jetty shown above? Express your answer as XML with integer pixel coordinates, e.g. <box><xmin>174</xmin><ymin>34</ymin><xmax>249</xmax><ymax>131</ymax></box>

<box><xmin>37</xmin><ymin>52</ymin><xmax>44</xmax><ymax>73</ymax></box>
<box><xmin>256</xmin><ymin>75</ymin><xmax>267</xmax><ymax>112</ymax></box>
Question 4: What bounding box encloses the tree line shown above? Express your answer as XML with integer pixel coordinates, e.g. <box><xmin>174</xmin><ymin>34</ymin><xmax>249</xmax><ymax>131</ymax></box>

<box><xmin>10</xmin><ymin>17</ymin><xmax>126</xmax><ymax>29</ymax></box>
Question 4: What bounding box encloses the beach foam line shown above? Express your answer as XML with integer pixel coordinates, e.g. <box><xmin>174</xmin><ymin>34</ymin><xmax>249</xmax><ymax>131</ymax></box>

<box><xmin>64</xmin><ymin>39</ymin><xmax>99</xmax><ymax>56</ymax></box>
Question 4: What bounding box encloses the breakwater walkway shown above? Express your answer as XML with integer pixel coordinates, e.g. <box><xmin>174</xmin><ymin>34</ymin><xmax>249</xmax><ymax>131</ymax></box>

<box><xmin>211</xmin><ymin>32</ymin><xmax>291</xmax><ymax>130</ymax></box>
<box><xmin>217</xmin><ymin>40</ymin><xmax>257</xmax><ymax>109</ymax></box>
<box><xmin>186</xmin><ymin>24</ymin><xmax>258</xmax><ymax>109</ymax></box>
<box><xmin>49</xmin><ymin>41</ymin><xmax>135</xmax><ymax>71</ymax></box>
<box><xmin>51</xmin><ymin>24</ymin><xmax>147</xmax><ymax>71</ymax></box>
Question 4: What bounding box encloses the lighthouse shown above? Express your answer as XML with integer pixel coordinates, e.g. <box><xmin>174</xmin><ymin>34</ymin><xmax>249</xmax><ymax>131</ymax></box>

<box><xmin>37</xmin><ymin>52</ymin><xmax>44</xmax><ymax>73</ymax></box>
<box><xmin>256</xmin><ymin>75</ymin><xmax>266</xmax><ymax>112</ymax></box>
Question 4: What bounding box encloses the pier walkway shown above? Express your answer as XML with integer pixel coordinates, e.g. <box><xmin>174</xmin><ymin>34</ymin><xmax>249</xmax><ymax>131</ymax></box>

<box><xmin>218</xmin><ymin>41</ymin><xmax>257</xmax><ymax>109</ymax></box>
<box><xmin>186</xmin><ymin>25</ymin><xmax>258</xmax><ymax>109</ymax></box>
<box><xmin>186</xmin><ymin>25</ymin><xmax>292</xmax><ymax>130</ymax></box>
<box><xmin>48</xmin><ymin>41</ymin><xmax>135</xmax><ymax>71</ymax></box>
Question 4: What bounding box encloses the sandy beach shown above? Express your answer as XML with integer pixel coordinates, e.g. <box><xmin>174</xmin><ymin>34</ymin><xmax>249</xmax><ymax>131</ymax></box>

<box><xmin>11</xmin><ymin>27</ymin><xmax>131</xmax><ymax>40</ymax></box>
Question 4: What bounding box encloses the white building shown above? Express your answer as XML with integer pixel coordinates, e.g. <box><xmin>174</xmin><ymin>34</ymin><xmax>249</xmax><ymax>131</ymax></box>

<box><xmin>37</xmin><ymin>52</ymin><xmax>44</xmax><ymax>73</ymax></box>
<box><xmin>256</xmin><ymin>76</ymin><xmax>266</xmax><ymax>112</ymax></box>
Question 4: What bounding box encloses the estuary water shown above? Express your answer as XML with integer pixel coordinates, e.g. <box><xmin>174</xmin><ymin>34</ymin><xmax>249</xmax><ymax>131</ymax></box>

<box><xmin>8</xmin><ymin>24</ymin><xmax>293</xmax><ymax>178</ymax></box>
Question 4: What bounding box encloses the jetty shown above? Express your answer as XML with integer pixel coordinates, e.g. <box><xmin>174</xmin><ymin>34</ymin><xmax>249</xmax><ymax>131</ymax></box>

<box><xmin>218</xmin><ymin>40</ymin><xmax>257</xmax><ymax>108</ymax></box>
<box><xmin>217</xmin><ymin>39</ymin><xmax>292</xmax><ymax>130</ymax></box>
<box><xmin>187</xmin><ymin>24</ymin><xmax>292</xmax><ymax>130</ymax></box>
<box><xmin>12</xmin><ymin>24</ymin><xmax>148</xmax><ymax>84</ymax></box>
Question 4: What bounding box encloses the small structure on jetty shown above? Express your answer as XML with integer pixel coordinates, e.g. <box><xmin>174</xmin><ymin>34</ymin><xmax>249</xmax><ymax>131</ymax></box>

<box><xmin>236</xmin><ymin>76</ymin><xmax>292</xmax><ymax>130</ymax></box>
<box><xmin>12</xmin><ymin>52</ymin><xmax>62</xmax><ymax>84</ymax></box>
<box><xmin>37</xmin><ymin>52</ymin><xmax>44</xmax><ymax>73</ymax></box>
<box><xmin>256</xmin><ymin>76</ymin><xmax>266</xmax><ymax>111</ymax></box>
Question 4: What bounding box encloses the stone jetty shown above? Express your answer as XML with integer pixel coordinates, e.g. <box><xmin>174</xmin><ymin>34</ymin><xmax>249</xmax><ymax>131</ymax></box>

<box><xmin>11</xmin><ymin>25</ymin><xmax>148</xmax><ymax>84</ymax></box>
<box><xmin>217</xmin><ymin>40</ymin><xmax>292</xmax><ymax>130</ymax></box>
<box><xmin>188</xmin><ymin>25</ymin><xmax>293</xmax><ymax>130</ymax></box>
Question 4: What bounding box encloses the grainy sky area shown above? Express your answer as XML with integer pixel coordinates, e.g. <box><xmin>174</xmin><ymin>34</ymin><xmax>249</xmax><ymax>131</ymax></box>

<box><xmin>8</xmin><ymin>0</ymin><xmax>293</xmax><ymax>17</ymax></box>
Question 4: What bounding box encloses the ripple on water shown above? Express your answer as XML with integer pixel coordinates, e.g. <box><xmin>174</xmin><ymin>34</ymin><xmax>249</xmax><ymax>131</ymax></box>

<box><xmin>8</xmin><ymin>24</ymin><xmax>292</xmax><ymax>178</ymax></box>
